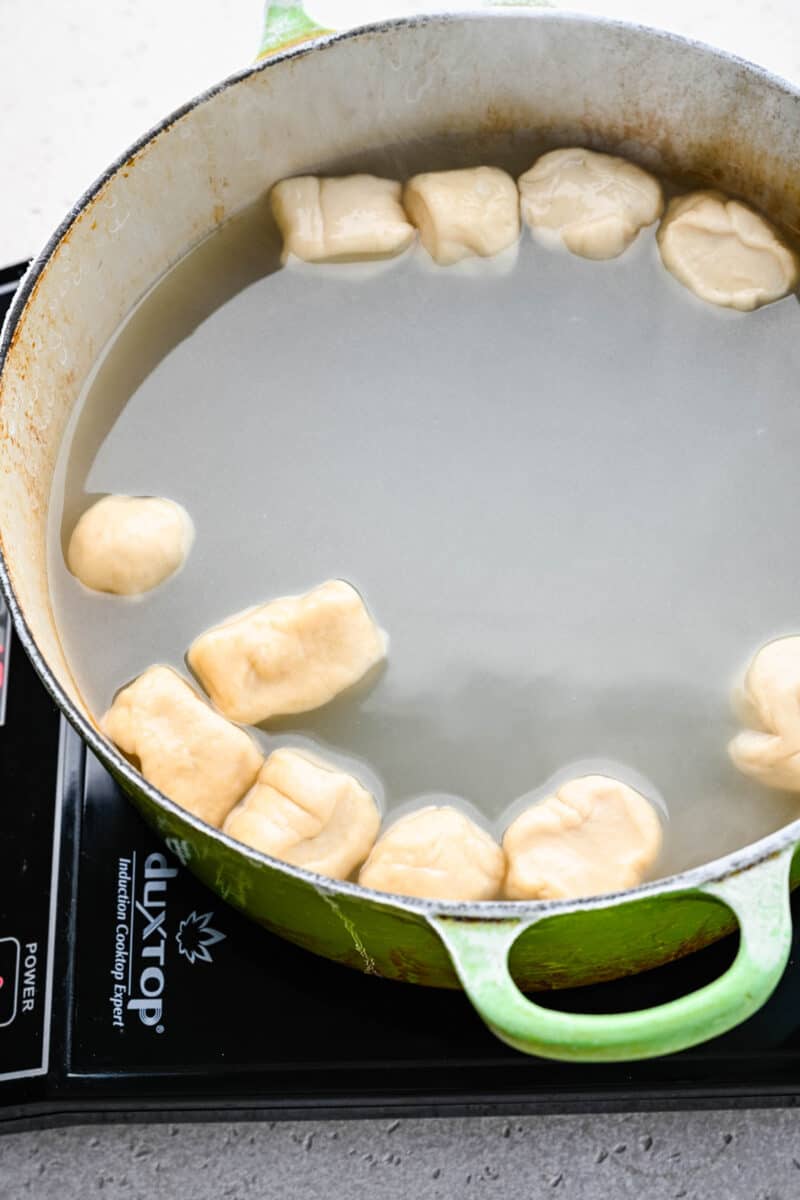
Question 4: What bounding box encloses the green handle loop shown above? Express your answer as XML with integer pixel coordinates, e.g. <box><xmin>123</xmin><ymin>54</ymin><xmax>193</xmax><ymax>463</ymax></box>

<box><xmin>430</xmin><ymin>848</ymin><xmax>795</xmax><ymax>1062</ymax></box>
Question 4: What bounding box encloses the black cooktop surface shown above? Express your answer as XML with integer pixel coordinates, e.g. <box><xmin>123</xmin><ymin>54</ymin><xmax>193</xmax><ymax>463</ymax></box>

<box><xmin>2</xmin><ymin>262</ymin><xmax>800</xmax><ymax>1131</ymax></box>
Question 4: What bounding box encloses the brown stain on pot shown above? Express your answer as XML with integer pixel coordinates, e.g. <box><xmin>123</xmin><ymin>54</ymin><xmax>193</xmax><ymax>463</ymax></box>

<box><xmin>570</xmin><ymin>87</ymin><xmax>800</xmax><ymax>241</ymax></box>
<box><xmin>431</xmin><ymin>85</ymin><xmax>800</xmax><ymax>245</ymax></box>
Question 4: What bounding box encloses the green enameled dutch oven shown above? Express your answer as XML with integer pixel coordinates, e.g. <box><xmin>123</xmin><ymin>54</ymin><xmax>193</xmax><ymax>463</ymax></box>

<box><xmin>2</xmin><ymin>2</ymin><xmax>800</xmax><ymax>1062</ymax></box>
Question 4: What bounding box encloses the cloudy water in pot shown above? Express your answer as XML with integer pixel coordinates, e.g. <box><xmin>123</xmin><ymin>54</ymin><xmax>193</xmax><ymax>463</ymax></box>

<box><xmin>48</xmin><ymin>186</ymin><xmax>800</xmax><ymax>878</ymax></box>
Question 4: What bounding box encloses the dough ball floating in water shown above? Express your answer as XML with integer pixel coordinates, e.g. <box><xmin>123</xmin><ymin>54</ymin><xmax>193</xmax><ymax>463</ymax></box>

<box><xmin>518</xmin><ymin>147</ymin><xmax>663</xmax><ymax>260</ymax></box>
<box><xmin>67</xmin><ymin>494</ymin><xmax>193</xmax><ymax>596</ymax></box>
<box><xmin>403</xmin><ymin>167</ymin><xmax>520</xmax><ymax>266</ymax></box>
<box><xmin>359</xmin><ymin>805</ymin><xmax>505</xmax><ymax>901</ymax></box>
<box><xmin>224</xmin><ymin>748</ymin><xmax>380</xmax><ymax>879</ymax></box>
<box><xmin>101</xmin><ymin>665</ymin><xmax>263</xmax><ymax>827</ymax></box>
<box><xmin>502</xmin><ymin>775</ymin><xmax>662</xmax><ymax>901</ymax></box>
<box><xmin>729</xmin><ymin>636</ymin><xmax>800</xmax><ymax>789</ymax></box>
<box><xmin>657</xmin><ymin>191</ymin><xmax>800</xmax><ymax>310</ymax></box>
<box><xmin>270</xmin><ymin>174</ymin><xmax>415</xmax><ymax>264</ymax></box>
<box><xmin>187</xmin><ymin>579</ymin><xmax>387</xmax><ymax>725</ymax></box>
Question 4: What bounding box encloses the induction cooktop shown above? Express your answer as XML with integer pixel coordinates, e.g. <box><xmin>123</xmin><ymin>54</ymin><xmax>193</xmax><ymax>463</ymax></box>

<box><xmin>2</xmin><ymin>260</ymin><xmax>800</xmax><ymax>1133</ymax></box>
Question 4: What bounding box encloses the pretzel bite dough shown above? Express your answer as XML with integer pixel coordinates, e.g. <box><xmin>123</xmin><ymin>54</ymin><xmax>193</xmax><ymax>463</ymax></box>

<box><xmin>503</xmin><ymin>775</ymin><xmax>662</xmax><ymax>900</ymax></box>
<box><xmin>224</xmin><ymin>748</ymin><xmax>380</xmax><ymax>879</ymax></box>
<box><xmin>729</xmin><ymin>636</ymin><xmax>800</xmax><ymax>789</ymax></box>
<box><xmin>67</xmin><ymin>494</ymin><xmax>193</xmax><ymax>595</ymax></box>
<box><xmin>518</xmin><ymin>147</ymin><xmax>663</xmax><ymax>259</ymax></box>
<box><xmin>101</xmin><ymin>666</ymin><xmax>263</xmax><ymax>827</ymax></box>
<box><xmin>188</xmin><ymin>580</ymin><xmax>386</xmax><ymax>724</ymax></box>
<box><xmin>271</xmin><ymin>174</ymin><xmax>415</xmax><ymax>263</ymax></box>
<box><xmin>657</xmin><ymin>191</ymin><xmax>799</xmax><ymax>310</ymax></box>
<box><xmin>403</xmin><ymin>167</ymin><xmax>520</xmax><ymax>266</ymax></box>
<box><xmin>359</xmin><ymin>806</ymin><xmax>505</xmax><ymax>900</ymax></box>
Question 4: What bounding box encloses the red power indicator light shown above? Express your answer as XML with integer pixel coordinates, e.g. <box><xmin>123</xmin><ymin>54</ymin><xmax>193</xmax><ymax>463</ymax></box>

<box><xmin>0</xmin><ymin>977</ymin><xmax>4</xmax><ymax>989</ymax></box>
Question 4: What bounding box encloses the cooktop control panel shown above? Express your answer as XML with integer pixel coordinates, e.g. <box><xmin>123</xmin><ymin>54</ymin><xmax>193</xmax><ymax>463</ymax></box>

<box><xmin>0</xmin><ymin>600</ymin><xmax>61</xmax><ymax>1084</ymax></box>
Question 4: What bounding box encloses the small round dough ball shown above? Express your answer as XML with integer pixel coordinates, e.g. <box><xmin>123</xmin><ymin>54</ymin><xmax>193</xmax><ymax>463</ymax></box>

<box><xmin>224</xmin><ymin>748</ymin><xmax>380</xmax><ymax>880</ymax></box>
<box><xmin>503</xmin><ymin>776</ymin><xmax>662</xmax><ymax>901</ymax></box>
<box><xmin>359</xmin><ymin>806</ymin><xmax>505</xmax><ymax>901</ymax></box>
<box><xmin>403</xmin><ymin>167</ymin><xmax>520</xmax><ymax>266</ymax></box>
<box><xmin>729</xmin><ymin>636</ymin><xmax>800</xmax><ymax>789</ymax></box>
<box><xmin>67</xmin><ymin>494</ymin><xmax>193</xmax><ymax>596</ymax></box>
<box><xmin>518</xmin><ymin>147</ymin><xmax>663</xmax><ymax>260</ymax></box>
<box><xmin>657</xmin><ymin>191</ymin><xmax>800</xmax><ymax>310</ymax></box>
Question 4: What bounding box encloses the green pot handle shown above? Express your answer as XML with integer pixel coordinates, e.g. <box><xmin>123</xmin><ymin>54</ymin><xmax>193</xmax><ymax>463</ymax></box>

<box><xmin>429</xmin><ymin>847</ymin><xmax>795</xmax><ymax>1062</ymax></box>
<box><xmin>257</xmin><ymin>1</ymin><xmax>550</xmax><ymax>59</ymax></box>
<box><xmin>258</xmin><ymin>2</ymin><xmax>331</xmax><ymax>58</ymax></box>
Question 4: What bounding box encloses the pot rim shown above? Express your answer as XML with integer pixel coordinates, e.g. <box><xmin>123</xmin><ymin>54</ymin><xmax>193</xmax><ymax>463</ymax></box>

<box><xmin>3</xmin><ymin>7</ymin><xmax>800</xmax><ymax>924</ymax></box>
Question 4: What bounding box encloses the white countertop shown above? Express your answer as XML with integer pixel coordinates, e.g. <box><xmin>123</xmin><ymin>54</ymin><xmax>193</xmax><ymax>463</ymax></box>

<box><xmin>3</xmin><ymin>2</ymin><xmax>800</xmax><ymax>1194</ymax></box>
<box><xmin>2</xmin><ymin>0</ymin><xmax>800</xmax><ymax>264</ymax></box>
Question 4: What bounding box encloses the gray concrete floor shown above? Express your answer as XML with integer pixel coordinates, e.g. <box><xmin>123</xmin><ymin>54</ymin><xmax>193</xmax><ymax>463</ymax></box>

<box><xmin>2</xmin><ymin>1111</ymin><xmax>800</xmax><ymax>1198</ymax></box>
